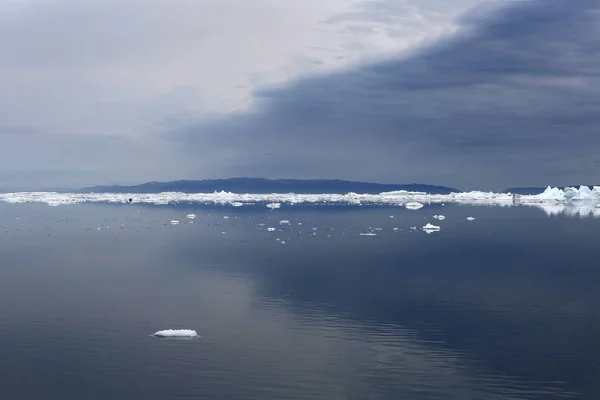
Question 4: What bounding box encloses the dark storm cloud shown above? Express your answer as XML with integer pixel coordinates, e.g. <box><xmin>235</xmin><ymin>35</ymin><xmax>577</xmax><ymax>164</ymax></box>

<box><xmin>170</xmin><ymin>0</ymin><xmax>600</xmax><ymax>190</ymax></box>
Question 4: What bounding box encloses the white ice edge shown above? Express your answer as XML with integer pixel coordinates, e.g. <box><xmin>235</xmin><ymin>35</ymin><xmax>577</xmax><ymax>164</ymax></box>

<box><xmin>153</xmin><ymin>329</ymin><xmax>198</xmax><ymax>338</ymax></box>
<box><xmin>1</xmin><ymin>186</ymin><xmax>599</xmax><ymax>216</ymax></box>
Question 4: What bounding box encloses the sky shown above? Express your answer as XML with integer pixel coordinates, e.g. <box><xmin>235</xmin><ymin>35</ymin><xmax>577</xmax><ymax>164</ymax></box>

<box><xmin>1</xmin><ymin>0</ymin><xmax>599</xmax><ymax>191</ymax></box>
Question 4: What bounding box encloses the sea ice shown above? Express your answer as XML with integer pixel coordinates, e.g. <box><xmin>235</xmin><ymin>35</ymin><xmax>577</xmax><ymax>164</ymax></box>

<box><xmin>279</xmin><ymin>220</ymin><xmax>290</xmax><ymax>225</ymax></box>
<box><xmin>267</xmin><ymin>227</ymin><xmax>276</xmax><ymax>232</ymax></box>
<box><xmin>467</xmin><ymin>217</ymin><xmax>475</xmax><ymax>221</ymax></box>
<box><xmin>153</xmin><ymin>329</ymin><xmax>198</xmax><ymax>338</ymax></box>
<box><xmin>434</xmin><ymin>215</ymin><xmax>446</xmax><ymax>220</ymax></box>
<box><xmin>170</xmin><ymin>220</ymin><xmax>180</xmax><ymax>225</ymax></box>
<box><xmin>360</xmin><ymin>232</ymin><xmax>377</xmax><ymax>236</ymax></box>
<box><xmin>422</xmin><ymin>223</ymin><xmax>441</xmax><ymax>233</ymax></box>
<box><xmin>405</xmin><ymin>202</ymin><xmax>424</xmax><ymax>210</ymax></box>
<box><xmin>230</xmin><ymin>202</ymin><xmax>244</xmax><ymax>207</ymax></box>
<box><xmin>266</xmin><ymin>203</ymin><xmax>281</xmax><ymax>209</ymax></box>
<box><xmin>186</xmin><ymin>214</ymin><xmax>196</xmax><ymax>219</ymax></box>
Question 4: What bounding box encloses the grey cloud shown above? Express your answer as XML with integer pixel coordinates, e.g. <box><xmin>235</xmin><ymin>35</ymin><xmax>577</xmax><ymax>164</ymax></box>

<box><xmin>169</xmin><ymin>0</ymin><xmax>600</xmax><ymax>190</ymax></box>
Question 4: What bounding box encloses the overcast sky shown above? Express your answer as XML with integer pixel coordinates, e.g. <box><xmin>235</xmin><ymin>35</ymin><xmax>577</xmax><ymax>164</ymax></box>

<box><xmin>1</xmin><ymin>0</ymin><xmax>598</xmax><ymax>190</ymax></box>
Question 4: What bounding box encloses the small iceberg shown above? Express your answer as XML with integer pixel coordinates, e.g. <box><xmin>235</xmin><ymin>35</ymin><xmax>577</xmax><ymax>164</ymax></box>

<box><xmin>422</xmin><ymin>223</ymin><xmax>440</xmax><ymax>233</ymax></box>
<box><xmin>405</xmin><ymin>202</ymin><xmax>424</xmax><ymax>210</ymax></box>
<box><xmin>433</xmin><ymin>215</ymin><xmax>446</xmax><ymax>220</ymax></box>
<box><xmin>153</xmin><ymin>329</ymin><xmax>198</xmax><ymax>338</ymax></box>
<box><xmin>230</xmin><ymin>202</ymin><xmax>244</xmax><ymax>207</ymax></box>
<box><xmin>467</xmin><ymin>217</ymin><xmax>475</xmax><ymax>221</ymax></box>
<box><xmin>170</xmin><ymin>220</ymin><xmax>180</xmax><ymax>225</ymax></box>
<box><xmin>266</xmin><ymin>203</ymin><xmax>281</xmax><ymax>209</ymax></box>
<box><xmin>360</xmin><ymin>232</ymin><xmax>377</xmax><ymax>236</ymax></box>
<box><xmin>186</xmin><ymin>214</ymin><xmax>196</xmax><ymax>219</ymax></box>
<box><xmin>267</xmin><ymin>227</ymin><xmax>276</xmax><ymax>232</ymax></box>
<box><xmin>279</xmin><ymin>220</ymin><xmax>290</xmax><ymax>225</ymax></box>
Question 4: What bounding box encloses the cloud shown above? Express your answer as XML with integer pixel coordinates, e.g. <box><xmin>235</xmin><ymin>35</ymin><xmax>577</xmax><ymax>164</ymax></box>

<box><xmin>169</xmin><ymin>0</ymin><xmax>600</xmax><ymax>190</ymax></box>
<box><xmin>0</xmin><ymin>0</ymin><xmax>482</xmax><ymax>188</ymax></box>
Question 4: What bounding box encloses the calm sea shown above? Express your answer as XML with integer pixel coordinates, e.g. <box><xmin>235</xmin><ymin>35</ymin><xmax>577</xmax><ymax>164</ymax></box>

<box><xmin>0</xmin><ymin>202</ymin><xmax>599</xmax><ymax>399</ymax></box>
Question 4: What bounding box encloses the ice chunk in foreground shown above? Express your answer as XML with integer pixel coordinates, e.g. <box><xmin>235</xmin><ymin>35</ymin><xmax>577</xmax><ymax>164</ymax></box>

<box><xmin>186</xmin><ymin>214</ymin><xmax>196</xmax><ymax>219</ymax></box>
<box><xmin>153</xmin><ymin>329</ymin><xmax>198</xmax><ymax>338</ymax></box>
<box><xmin>467</xmin><ymin>217</ymin><xmax>475</xmax><ymax>221</ymax></box>
<box><xmin>405</xmin><ymin>202</ymin><xmax>424</xmax><ymax>210</ymax></box>
<box><xmin>422</xmin><ymin>223</ymin><xmax>440</xmax><ymax>233</ymax></box>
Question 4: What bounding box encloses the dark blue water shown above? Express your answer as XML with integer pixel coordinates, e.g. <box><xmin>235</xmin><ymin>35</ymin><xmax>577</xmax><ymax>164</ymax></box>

<box><xmin>0</xmin><ymin>203</ymin><xmax>599</xmax><ymax>399</ymax></box>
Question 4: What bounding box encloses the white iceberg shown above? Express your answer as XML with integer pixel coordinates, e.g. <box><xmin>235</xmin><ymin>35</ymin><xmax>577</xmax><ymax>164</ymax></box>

<box><xmin>170</xmin><ymin>220</ymin><xmax>180</xmax><ymax>225</ymax></box>
<box><xmin>267</xmin><ymin>227</ymin><xmax>276</xmax><ymax>232</ymax></box>
<box><xmin>359</xmin><ymin>232</ymin><xmax>377</xmax><ymax>236</ymax></box>
<box><xmin>266</xmin><ymin>203</ymin><xmax>281</xmax><ymax>209</ymax></box>
<box><xmin>467</xmin><ymin>217</ymin><xmax>475</xmax><ymax>221</ymax></box>
<box><xmin>422</xmin><ymin>223</ymin><xmax>440</xmax><ymax>233</ymax></box>
<box><xmin>153</xmin><ymin>329</ymin><xmax>198</xmax><ymax>338</ymax></box>
<box><xmin>435</xmin><ymin>215</ymin><xmax>446</xmax><ymax>220</ymax></box>
<box><xmin>405</xmin><ymin>202</ymin><xmax>424</xmax><ymax>210</ymax></box>
<box><xmin>186</xmin><ymin>214</ymin><xmax>196</xmax><ymax>219</ymax></box>
<box><xmin>230</xmin><ymin>202</ymin><xmax>244</xmax><ymax>207</ymax></box>
<box><xmin>279</xmin><ymin>220</ymin><xmax>290</xmax><ymax>225</ymax></box>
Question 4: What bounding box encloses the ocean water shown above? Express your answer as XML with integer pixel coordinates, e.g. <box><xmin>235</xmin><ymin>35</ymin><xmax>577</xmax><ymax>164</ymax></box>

<box><xmin>0</xmin><ymin>202</ymin><xmax>599</xmax><ymax>399</ymax></box>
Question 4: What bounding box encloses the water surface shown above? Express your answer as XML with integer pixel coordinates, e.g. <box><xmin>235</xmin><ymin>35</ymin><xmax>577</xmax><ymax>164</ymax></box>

<box><xmin>0</xmin><ymin>203</ymin><xmax>599</xmax><ymax>399</ymax></box>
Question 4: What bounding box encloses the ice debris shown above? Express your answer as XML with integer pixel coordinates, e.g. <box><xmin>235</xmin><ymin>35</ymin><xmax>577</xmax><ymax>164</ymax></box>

<box><xmin>266</xmin><ymin>203</ymin><xmax>281</xmax><ymax>209</ymax></box>
<box><xmin>279</xmin><ymin>220</ymin><xmax>290</xmax><ymax>225</ymax></box>
<box><xmin>186</xmin><ymin>214</ymin><xmax>196</xmax><ymax>219</ymax></box>
<box><xmin>433</xmin><ymin>215</ymin><xmax>446</xmax><ymax>220</ymax></box>
<box><xmin>170</xmin><ymin>220</ymin><xmax>180</xmax><ymax>225</ymax></box>
<box><xmin>405</xmin><ymin>202</ymin><xmax>424</xmax><ymax>210</ymax></box>
<box><xmin>467</xmin><ymin>217</ymin><xmax>475</xmax><ymax>221</ymax></box>
<box><xmin>422</xmin><ymin>223</ymin><xmax>441</xmax><ymax>233</ymax></box>
<box><xmin>267</xmin><ymin>227</ymin><xmax>276</xmax><ymax>232</ymax></box>
<box><xmin>153</xmin><ymin>329</ymin><xmax>198</xmax><ymax>338</ymax></box>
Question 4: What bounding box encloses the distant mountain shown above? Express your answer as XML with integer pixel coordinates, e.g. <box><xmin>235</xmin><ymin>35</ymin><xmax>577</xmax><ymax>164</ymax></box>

<box><xmin>81</xmin><ymin>178</ymin><xmax>459</xmax><ymax>194</ymax></box>
<box><xmin>503</xmin><ymin>185</ymin><xmax>599</xmax><ymax>195</ymax></box>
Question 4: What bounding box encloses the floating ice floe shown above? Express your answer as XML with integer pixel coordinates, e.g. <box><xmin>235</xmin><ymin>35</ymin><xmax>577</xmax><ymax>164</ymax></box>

<box><xmin>267</xmin><ymin>227</ymin><xmax>276</xmax><ymax>232</ymax></box>
<box><xmin>170</xmin><ymin>220</ymin><xmax>180</xmax><ymax>225</ymax></box>
<box><xmin>266</xmin><ymin>203</ymin><xmax>281</xmax><ymax>209</ymax></box>
<box><xmin>230</xmin><ymin>202</ymin><xmax>243</xmax><ymax>207</ymax></box>
<box><xmin>360</xmin><ymin>232</ymin><xmax>377</xmax><ymax>236</ymax></box>
<box><xmin>405</xmin><ymin>202</ymin><xmax>424</xmax><ymax>210</ymax></box>
<box><xmin>153</xmin><ymin>329</ymin><xmax>198</xmax><ymax>338</ymax></box>
<box><xmin>186</xmin><ymin>214</ymin><xmax>196</xmax><ymax>219</ymax></box>
<box><xmin>433</xmin><ymin>215</ymin><xmax>446</xmax><ymax>220</ymax></box>
<box><xmin>467</xmin><ymin>217</ymin><xmax>475</xmax><ymax>221</ymax></box>
<box><xmin>279</xmin><ymin>220</ymin><xmax>290</xmax><ymax>225</ymax></box>
<box><xmin>422</xmin><ymin>223</ymin><xmax>441</xmax><ymax>233</ymax></box>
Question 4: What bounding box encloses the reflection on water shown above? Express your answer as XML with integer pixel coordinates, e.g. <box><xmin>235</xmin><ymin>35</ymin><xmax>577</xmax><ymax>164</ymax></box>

<box><xmin>0</xmin><ymin>203</ymin><xmax>599</xmax><ymax>399</ymax></box>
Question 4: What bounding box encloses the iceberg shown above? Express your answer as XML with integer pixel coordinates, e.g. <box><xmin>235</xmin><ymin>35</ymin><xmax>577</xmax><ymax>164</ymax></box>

<box><xmin>433</xmin><ymin>215</ymin><xmax>446</xmax><ymax>220</ymax></box>
<box><xmin>467</xmin><ymin>217</ymin><xmax>475</xmax><ymax>221</ymax></box>
<box><xmin>170</xmin><ymin>220</ymin><xmax>180</xmax><ymax>225</ymax></box>
<box><xmin>186</xmin><ymin>214</ymin><xmax>196</xmax><ymax>219</ymax></box>
<box><xmin>153</xmin><ymin>329</ymin><xmax>198</xmax><ymax>338</ymax></box>
<box><xmin>405</xmin><ymin>202</ymin><xmax>424</xmax><ymax>210</ymax></box>
<box><xmin>279</xmin><ymin>220</ymin><xmax>290</xmax><ymax>225</ymax></box>
<box><xmin>422</xmin><ymin>223</ymin><xmax>441</xmax><ymax>233</ymax></box>
<box><xmin>266</xmin><ymin>203</ymin><xmax>281</xmax><ymax>209</ymax></box>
